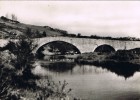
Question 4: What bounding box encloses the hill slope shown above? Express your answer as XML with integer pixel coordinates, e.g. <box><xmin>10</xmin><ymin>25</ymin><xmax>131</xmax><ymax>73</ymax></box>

<box><xmin>0</xmin><ymin>16</ymin><xmax>140</xmax><ymax>41</ymax></box>
<box><xmin>0</xmin><ymin>16</ymin><xmax>68</xmax><ymax>39</ymax></box>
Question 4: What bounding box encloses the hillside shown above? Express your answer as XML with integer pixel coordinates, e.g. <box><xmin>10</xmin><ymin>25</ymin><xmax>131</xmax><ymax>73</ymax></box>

<box><xmin>0</xmin><ymin>16</ymin><xmax>68</xmax><ymax>39</ymax></box>
<box><xmin>0</xmin><ymin>16</ymin><xmax>140</xmax><ymax>41</ymax></box>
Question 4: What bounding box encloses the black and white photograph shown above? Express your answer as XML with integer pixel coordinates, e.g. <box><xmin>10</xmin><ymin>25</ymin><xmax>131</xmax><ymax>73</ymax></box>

<box><xmin>1</xmin><ymin>1</ymin><xmax>140</xmax><ymax>100</ymax></box>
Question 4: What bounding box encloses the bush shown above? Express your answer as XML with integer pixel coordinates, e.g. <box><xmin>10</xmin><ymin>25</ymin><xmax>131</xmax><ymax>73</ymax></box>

<box><xmin>36</xmin><ymin>79</ymin><xmax>72</xmax><ymax>100</ymax></box>
<box><xmin>110</xmin><ymin>50</ymin><xmax>135</xmax><ymax>61</ymax></box>
<box><xmin>1</xmin><ymin>38</ymin><xmax>39</xmax><ymax>89</ymax></box>
<box><xmin>0</xmin><ymin>66</ymin><xmax>13</xmax><ymax>99</ymax></box>
<box><xmin>4</xmin><ymin>38</ymin><xmax>36</xmax><ymax>70</ymax></box>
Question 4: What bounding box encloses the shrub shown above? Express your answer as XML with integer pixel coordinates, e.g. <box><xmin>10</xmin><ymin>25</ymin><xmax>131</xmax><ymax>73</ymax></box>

<box><xmin>1</xmin><ymin>38</ymin><xmax>39</xmax><ymax>88</ymax></box>
<box><xmin>36</xmin><ymin>79</ymin><xmax>72</xmax><ymax>100</ymax></box>
<box><xmin>0</xmin><ymin>65</ymin><xmax>13</xmax><ymax>99</ymax></box>
<box><xmin>110</xmin><ymin>50</ymin><xmax>135</xmax><ymax>61</ymax></box>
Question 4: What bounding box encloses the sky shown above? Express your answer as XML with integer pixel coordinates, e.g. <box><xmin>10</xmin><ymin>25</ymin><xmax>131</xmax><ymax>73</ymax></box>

<box><xmin>1</xmin><ymin>1</ymin><xmax>140</xmax><ymax>38</ymax></box>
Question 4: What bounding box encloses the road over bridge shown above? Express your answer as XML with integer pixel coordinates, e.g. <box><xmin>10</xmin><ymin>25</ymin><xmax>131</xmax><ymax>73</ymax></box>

<box><xmin>33</xmin><ymin>37</ymin><xmax>140</xmax><ymax>54</ymax></box>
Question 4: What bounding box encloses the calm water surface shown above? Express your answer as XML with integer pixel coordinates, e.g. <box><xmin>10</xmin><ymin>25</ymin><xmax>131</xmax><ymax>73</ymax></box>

<box><xmin>33</xmin><ymin>61</ymin><xmax>140</xmax><ymax>100</ymax></box>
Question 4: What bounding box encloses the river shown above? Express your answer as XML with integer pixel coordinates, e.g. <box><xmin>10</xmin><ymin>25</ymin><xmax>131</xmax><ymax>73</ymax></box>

<box><xmin>32</xmin><ymin>61</ymin><xmax>140</xmax><ymax>100</ymax></box>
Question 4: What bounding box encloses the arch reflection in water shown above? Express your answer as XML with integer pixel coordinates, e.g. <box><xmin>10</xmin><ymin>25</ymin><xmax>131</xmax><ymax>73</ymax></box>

<box><xmin>41</xmin><ymin>62</ymin><xmax>76</xmax><ymax>73</ymax></box>
<box><xmin>40</xmin><ymin>61</ymin><xmax>140</xmax><ymax>79</ymax></box>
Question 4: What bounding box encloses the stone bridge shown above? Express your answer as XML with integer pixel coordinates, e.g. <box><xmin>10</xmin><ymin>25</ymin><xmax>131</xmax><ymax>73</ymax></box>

<box><xmin>33</xmin><ymin>37</ymin><xmax>140</xmax><ymax>54</ymax></box>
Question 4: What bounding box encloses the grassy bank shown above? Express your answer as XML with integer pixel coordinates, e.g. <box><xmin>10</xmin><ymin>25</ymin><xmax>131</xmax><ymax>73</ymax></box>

<box><xmin>75</xmin><ymin>51</ymin><xmax>140</xmax><ymax>78</ymax></box>
<box><xmin>75</xmin><ymin>51</ymin><xmax>140</xmax><ymax>67</ymax></box>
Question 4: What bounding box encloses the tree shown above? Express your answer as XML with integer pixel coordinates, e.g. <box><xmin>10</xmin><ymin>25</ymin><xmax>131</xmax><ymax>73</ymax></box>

<box><xmin>11</xmin><ymin>14</ymin><xmax>17</xmax><ymax>21</ymax></box>
<box><xmin>5</xmin><ymin>13</ymin><xmax>9</xmax><ymax>19</ymax></box>
<box><xmin>35</xmin><ymin>30</ymin><xmax>40</xmax><ymax>38</ymax></box>
<box><xmin>2</xmin><ymin>38</ymin><xmax>39</xmax><ymax>88</ymax></box>
<box><xmin>3</xmin><ymin>37</ymin><xmax>37</xmax><ymax>74</ymax></box>
<box><xmin>10</xmin><ymin>39</ymin><xmax>36</xmax><ymax>69</ymax></box>
<box><xmin>77</xmin><ymin>33</ymin><xmax>81</xmax><ymax>37</ymax></box>
<box><xmin>25</xmin><ymin>28</ymin><xmax>32</xmax><ymax>38</ymax></box>
<box><xmin>42</xmin><ymin>31</ymin><xmax>47</xmax><ymax>37</ymax></box>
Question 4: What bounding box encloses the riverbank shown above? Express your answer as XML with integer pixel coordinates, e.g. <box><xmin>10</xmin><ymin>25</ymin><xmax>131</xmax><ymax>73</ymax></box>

<box><xmin>75</xmin><ymin>51</ymin><xmax>140</xmax><ymax>67</ymax></box>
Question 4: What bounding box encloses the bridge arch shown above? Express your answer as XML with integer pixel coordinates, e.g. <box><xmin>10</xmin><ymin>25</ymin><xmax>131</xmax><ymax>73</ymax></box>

<box><xmin>32</xmin><ymin>37</ymin><xmax>140</xmax><ymax>54</ymax></box>
<box><xmin>94</xmin><ymin>44</ymin><xmax>115</xmax><ymax>53</ymax></box>
<box><xmin>36</xmin><ymin>40</ymin><xmax>81</xmax><ymax>56</ymax></box>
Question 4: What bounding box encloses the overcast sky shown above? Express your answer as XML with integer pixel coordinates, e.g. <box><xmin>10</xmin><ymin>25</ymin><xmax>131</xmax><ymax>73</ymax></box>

<box><xmin>1</xmin><ymin>1</ymin><xmax>140</xmax><ymax>37</ymax></box>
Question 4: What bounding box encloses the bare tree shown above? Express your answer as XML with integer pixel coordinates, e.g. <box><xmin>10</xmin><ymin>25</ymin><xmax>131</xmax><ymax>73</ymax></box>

<box><xmin>11</xmin><ymin>14</ymin><xmax>17</xmax><ymax>21</ymax></box>
<box><xmin>5</xmin><ymin>13</ymin><xmax>9</xmax><ymax>19</ymax></box>
<box><xmin>4</xmin><ymin>13</ymin><xmax>18</xmax><ymax>21</ymax></box>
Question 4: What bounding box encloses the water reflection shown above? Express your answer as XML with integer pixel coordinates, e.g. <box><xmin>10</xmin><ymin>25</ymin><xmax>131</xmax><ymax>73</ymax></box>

<box><xmin>41</xmin><ymin>62</ymin><xmax>76</xmax><ymax>73</ymax></box>
<box><xmin>34</xmin><ymin>61</ymin><xmax>140</xmax><ymax>100</ymax></box>
<box><xmin>39</xmin><ymin>61</ymin><xmax>140</xmax><ymax>79</ymax></box>
<box><xmin>94</xmin><ymin>62</ymin><xmax>140</xmax><ymax>79</ymax></box>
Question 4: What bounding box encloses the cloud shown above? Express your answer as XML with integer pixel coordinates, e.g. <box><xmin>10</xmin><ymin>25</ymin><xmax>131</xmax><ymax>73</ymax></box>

<box><xmin>0</xmin><ymin>1</ymin><xmax>140</xmax><ymax>37</ymax></box>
